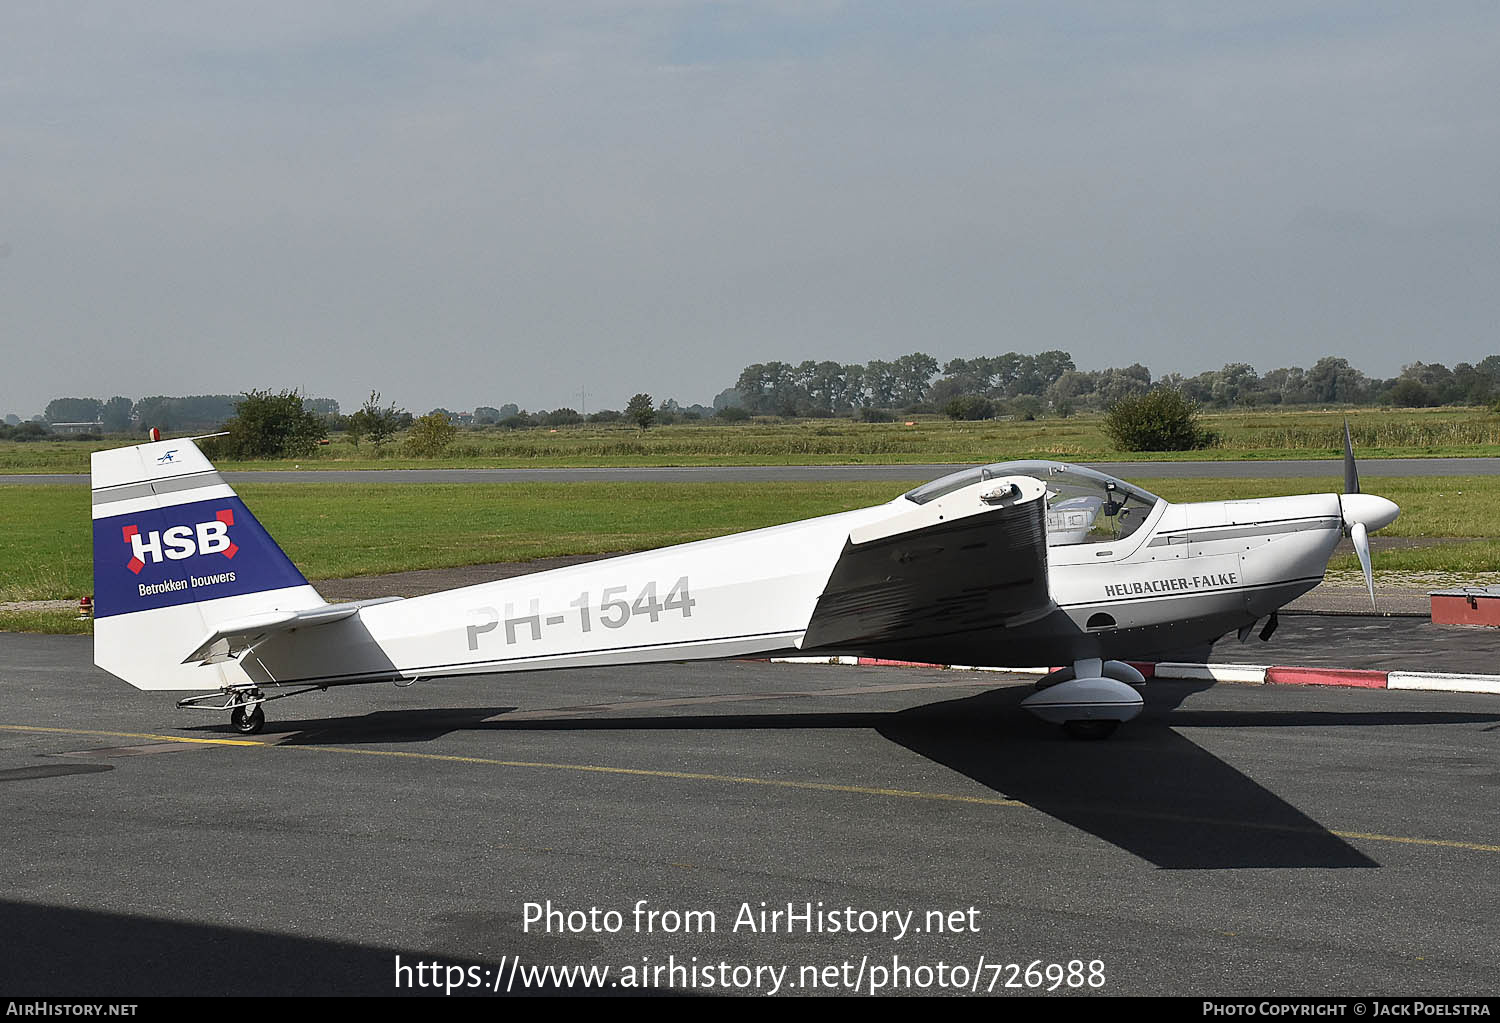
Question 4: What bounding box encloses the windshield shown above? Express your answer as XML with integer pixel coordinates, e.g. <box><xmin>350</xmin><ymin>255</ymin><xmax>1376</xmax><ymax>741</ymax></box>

<box><xmin>904</xmin><ymin>460</ymin><xmax>1160</xmax><ymax>546</ymax></box>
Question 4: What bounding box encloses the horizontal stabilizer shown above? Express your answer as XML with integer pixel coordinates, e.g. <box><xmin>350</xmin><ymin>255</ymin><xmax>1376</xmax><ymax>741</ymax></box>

<box><xmin>183</xmin><ymin>597</ymin><xmax>404</xmax><ymax>665</ymax></box>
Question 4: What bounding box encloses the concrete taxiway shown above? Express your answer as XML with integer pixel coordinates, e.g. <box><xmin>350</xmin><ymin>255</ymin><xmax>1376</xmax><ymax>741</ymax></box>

<box><xmin>2</xmin><ymin>632</ymin><xmax>1497</xmax><ymax>997</ymax></box>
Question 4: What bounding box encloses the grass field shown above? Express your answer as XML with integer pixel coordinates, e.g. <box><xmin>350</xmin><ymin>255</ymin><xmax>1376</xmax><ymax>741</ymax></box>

<box><xmin>5</xmin><ymin>474</ymin><xmax>1498</xmax><ymax>633</ymax></box>
<box><xmin>6</xmin><ymin>407</ymin><xmax>1500</xmax><ymax>473</ymax></box>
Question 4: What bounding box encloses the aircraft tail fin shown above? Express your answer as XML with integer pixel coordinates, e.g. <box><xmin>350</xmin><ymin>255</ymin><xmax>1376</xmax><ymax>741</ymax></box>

<box><xmin>91</xmin><ymin>438</ymin><xmax>325</xmax><ymax>691</ymax></box>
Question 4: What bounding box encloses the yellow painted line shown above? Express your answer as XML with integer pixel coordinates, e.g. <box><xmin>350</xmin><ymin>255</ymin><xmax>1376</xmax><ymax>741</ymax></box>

<box><xmin>6</xmin><ymin>722</ymin><xmax>1500</xmax><ymax>853</ymax></box>
<box><xmin>0</xmin><ymin>724</ymin><xmax>264</xmax><ymax>748</ymax></box>
<box><xmin>274</xmin><ymin>742</ymin><xmax>1030</xmax><ymax>806</ymax></box>
<box><xmin>1331</xmin><ymin>830</ymin><xmax>1500</xmax><ymax>854</ymax></box>
<box><xmin>0</xmin><ymin>722</ymin><xmax>1017</xmax><ymax>804</ymax></box>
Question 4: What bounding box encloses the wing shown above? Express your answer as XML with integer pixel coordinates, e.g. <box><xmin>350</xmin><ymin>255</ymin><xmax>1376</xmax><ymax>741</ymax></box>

<box><xmin>800</xmin><ymin>477</ymin><xmax>1053</xmax><ymax>660</ymax></box>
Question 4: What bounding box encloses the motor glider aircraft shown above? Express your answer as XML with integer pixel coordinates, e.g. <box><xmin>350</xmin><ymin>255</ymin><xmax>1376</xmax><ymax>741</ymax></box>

<box><xmin>91</xmin><ymin>430</ymin><xmax>1398</xmax><ymax>739</ymax></box>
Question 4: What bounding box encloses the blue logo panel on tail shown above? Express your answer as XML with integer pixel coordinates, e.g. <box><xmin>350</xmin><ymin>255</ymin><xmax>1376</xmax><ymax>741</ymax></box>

<box><xmin>92</xmin><ymin>496</ymin><xmax>308</xmax><ymax>618</ymax></box>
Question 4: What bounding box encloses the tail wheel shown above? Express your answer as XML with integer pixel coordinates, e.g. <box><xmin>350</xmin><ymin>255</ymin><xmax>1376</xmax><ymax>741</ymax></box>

<box><xmin>230</xmin><ymin>705</ymin><xmax>265</xmax><ymax>735</ymax></box>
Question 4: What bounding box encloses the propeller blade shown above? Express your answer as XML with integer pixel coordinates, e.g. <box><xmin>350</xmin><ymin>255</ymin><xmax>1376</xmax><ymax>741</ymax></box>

<box><xmin>1351</xmin><ymin>520</ymin><xmax>1374</xmax><ymax>609</ymax></box>
<box><xmin>1343</xmin><ymin>418</ymin><xmax>1360</xmax><ymax>495</ymax></box>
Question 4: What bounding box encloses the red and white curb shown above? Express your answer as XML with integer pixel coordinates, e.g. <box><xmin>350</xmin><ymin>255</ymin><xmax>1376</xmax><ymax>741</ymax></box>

<box><xmin>770</xmin><ymin>657</ymin><xmax>1500</xmax><ymax>696</ymax></box>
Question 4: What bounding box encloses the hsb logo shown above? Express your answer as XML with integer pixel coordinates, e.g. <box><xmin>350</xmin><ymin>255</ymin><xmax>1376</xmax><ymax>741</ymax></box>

<box><xmin>122</xmin><ymin>509</ymin><xmax>239</xmax><ymax>574</ymax></box>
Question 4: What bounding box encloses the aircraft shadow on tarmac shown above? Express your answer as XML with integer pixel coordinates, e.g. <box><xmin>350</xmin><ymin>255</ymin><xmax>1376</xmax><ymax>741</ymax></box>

<box><xmin>242</xmin><ymin>707</ymin><xmax>521</xmax><ymax>746</ymax></box>
<box><xmin>202</xmin><ymin>684</ymin><xmax>1500</xmax><ymax>873</ymax></box>
<box><xmin>0</xmin><ymin>899</ymin><xmax>609</xmax><ymax>997</ymax></box>
<box><xmin>481</xmin><ymin>683</ymin><xmax>1381</xmax><ymax>872</ymax></box>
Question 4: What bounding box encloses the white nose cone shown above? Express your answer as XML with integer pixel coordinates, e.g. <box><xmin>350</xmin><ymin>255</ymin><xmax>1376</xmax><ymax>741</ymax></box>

<box><xmin>1341</xmin><ymin>493</ymin><xmax>1400</xmax><ymax>532</ymax></box>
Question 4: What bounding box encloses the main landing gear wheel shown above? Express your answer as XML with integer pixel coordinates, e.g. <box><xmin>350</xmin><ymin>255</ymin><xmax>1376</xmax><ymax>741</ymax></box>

<box><xmin>1020</xmin><ymin>662</ymin><xmax>1143</xmax><ymax>740</ymax></box>
<box><xmin>1061</xmin><ymin>719</ymin><xmax>1119</xmax><ymax>741</ymax></box>
<box><xmin>230</xmin><ymin>705</ymin><xmax>265</xmax><ymax>735</ymax></box>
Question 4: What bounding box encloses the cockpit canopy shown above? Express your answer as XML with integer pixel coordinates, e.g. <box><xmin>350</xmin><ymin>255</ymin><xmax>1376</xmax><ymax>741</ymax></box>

<box><xmin>903</xmin><ymin>460</ymin><xmax>1162</xmax><ymax>546</ymax></box>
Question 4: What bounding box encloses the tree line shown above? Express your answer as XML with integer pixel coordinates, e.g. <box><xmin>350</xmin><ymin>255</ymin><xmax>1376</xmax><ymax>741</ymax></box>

<box><xmin>24</xmin><ymin>394</ymin><xmax>341</xmax><ymax>435</ymax></box>
<box><xmin>729</xmin><ymin>353</ymin><xmax>1500</xmax><ymax>419</ymax></box>
<box><xmin>14</xmin><ymin>351</ymin><xmax>1500</xmax><ymax>446</ymax></box>
<box><xmin>17</xmin><ymin>393</ymin><xmax>717</xmax><ymax>436</ymax></box>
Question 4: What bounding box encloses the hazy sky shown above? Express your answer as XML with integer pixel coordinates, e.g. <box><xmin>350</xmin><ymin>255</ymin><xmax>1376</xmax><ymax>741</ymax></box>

<box><xmin>3</xmin><ymin>2</ymin><xmax>1498</xmax><ymax>417</ymax></box>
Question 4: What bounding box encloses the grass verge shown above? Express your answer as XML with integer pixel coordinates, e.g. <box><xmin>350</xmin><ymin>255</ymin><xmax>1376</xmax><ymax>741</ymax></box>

<box><xmin>0</xmin><ymin>609</ymin><xmax>92</xmax><ymax>635</ymax></box>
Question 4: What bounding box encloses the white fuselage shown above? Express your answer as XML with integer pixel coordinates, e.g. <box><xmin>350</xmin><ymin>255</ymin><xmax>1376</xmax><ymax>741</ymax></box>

<box><xmin>229</xmin><ymin>488</ymin><xmax>1342</xmax><ymax>690</ymax></box>
<box><xmin>1037</xmin><ymin>493</ymin><xmax>1343</xmax><ymax>663</ymax></box>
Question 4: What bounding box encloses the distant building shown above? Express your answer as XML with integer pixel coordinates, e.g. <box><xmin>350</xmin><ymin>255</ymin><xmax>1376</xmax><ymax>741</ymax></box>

<box><xmin>51</xmin><ymin>421</ymin><xmax>104</xmax><ymax>435</ymax></box>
